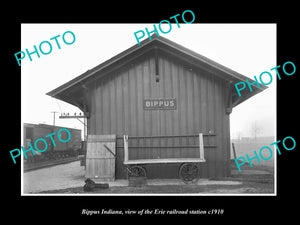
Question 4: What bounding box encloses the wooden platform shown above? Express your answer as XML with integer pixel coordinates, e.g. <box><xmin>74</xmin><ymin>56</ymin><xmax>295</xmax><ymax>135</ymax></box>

<box><xmin>124</xmin><ymin>158</ymin><xmax>205</xmax><ymax>165</ymax></box>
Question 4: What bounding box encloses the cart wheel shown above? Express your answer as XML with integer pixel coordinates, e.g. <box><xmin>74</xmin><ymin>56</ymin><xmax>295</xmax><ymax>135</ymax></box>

<box><xmin>127</xmin><ymin>165</ymin><xmax>147</xmax><ymax>178</ymax></box>
<box><xmin>179</xmin><ymin>163</ymin><xmax>199</xmax><ymax>184</ymax></box>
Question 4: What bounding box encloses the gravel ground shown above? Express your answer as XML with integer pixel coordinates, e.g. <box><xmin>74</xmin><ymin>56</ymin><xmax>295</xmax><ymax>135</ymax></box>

<box><xmin>23</xmin><ymin>161</ymin><xmax>85</xmax><ymax>193</ymax></box>
<box><xmin>23</xmin><ymin>160</ymin><xmax>274</xmax><ymax>194</ymax></box>
<box><xmin>40</xmin><ymin>182</ymin><xmax>273</xmax><ymax>194</ymax></box>
<box><xmin>22</xmin><ymin>161</ymin><xmax>242</xmax><ymax>194</ymax></box>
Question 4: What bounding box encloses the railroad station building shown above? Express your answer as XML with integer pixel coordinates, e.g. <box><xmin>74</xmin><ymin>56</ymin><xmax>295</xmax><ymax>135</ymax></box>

<box><xmin>47</xmin><ymin>34</ymin><xmax>266</xmax><ymax>180</ymax></box>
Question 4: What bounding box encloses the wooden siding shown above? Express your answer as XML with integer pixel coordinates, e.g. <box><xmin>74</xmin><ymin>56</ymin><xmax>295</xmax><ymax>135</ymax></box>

<box><xmin>86</xmin><ymin>135</ymin><xmax>116</xmax><ymax>180</ymax></box>
<box><xmin>87</xmin><ymin>52</ymin><xmax>230</xmax><ymax>179</ymax></box>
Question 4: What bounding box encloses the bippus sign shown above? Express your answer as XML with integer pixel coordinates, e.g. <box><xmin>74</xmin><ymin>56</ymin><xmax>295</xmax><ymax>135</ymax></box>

<box><xmin>144</xmin><ymin>98</ymin><xmax>176</xmax><ymax>110</ymax></box>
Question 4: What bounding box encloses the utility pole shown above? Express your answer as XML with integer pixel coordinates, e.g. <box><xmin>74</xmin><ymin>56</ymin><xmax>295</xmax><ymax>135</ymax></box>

<box><xmin>59</xmin><ymin>112</ymin><xmax>88</xmax><ymax>141</ymax></box>
<box><xmin>50</xmin><ymin>111</ymin><xmax>58</xmax><ymax>126</ymax></box>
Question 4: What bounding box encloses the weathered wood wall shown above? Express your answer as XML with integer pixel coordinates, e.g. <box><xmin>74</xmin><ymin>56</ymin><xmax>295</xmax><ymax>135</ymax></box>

<box><xmin>87</xmin><ymin>51</ymin><xmax>231</xmax><ymax>179</ymax></box>
<box><xmin>86</xmin><ymin>135</ymin><xmax>116</xmax><ymax>180</ymax></box>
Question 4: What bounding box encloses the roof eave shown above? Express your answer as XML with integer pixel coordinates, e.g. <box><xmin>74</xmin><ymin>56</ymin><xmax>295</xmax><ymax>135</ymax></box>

<box><xmin>46</xmin><ymin>34</ymin><xmax>268</xmax><ymax>109</ymax></box>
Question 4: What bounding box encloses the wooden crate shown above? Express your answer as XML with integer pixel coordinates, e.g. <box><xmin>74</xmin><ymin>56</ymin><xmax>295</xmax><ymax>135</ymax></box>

<box><xmin>86</xmin><ymin>135</ymin><xmax>116</xmax><ymax>181</ymax></box>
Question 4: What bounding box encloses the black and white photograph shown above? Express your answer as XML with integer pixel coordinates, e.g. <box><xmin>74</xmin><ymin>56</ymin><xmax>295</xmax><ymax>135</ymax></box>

<box><xmin>3</xmin><ymin>4</ymin><xmax>299</xmax><ymax>220</ymax></box>
<box><xmin>20</xmin><ymin>23</ymin><xmax>277</xmax><ymax>196</ymax></box>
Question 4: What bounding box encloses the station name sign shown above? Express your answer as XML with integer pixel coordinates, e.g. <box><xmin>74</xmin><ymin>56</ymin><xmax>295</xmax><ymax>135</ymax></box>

<box><xmin>144</xmin><ymin>98</ymin><xmax>177</xmax><ymax>110</ymax></box>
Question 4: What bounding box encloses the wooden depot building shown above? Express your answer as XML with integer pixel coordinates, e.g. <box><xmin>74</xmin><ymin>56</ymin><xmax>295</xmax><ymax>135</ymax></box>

<box><xmin>47</xmin><ymin>34</ymin><xmax>266</xmax><ymax>181</ymax></box>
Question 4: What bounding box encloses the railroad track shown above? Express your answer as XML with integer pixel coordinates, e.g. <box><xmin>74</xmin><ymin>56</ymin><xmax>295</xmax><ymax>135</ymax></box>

<box><xmin>23</xmin><ymin>157</ymin><xmax>80</xmax><ymax>172</ymax></box>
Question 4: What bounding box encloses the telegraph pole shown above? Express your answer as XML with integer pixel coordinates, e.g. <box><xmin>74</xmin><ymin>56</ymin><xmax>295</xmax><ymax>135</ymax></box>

<box><xmin>50</xmin><ymin>111</ymin><xmax>58</xmax><ymax>126</ymax></box>
<box><xmin>59</xmin><ymin>112</ymin><xmax>88</xmax><ymax>141</ymax></box>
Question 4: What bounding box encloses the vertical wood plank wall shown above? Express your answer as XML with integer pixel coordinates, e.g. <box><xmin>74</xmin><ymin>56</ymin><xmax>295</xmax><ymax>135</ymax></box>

<box><xmin>87</xmin><ymin>52</ymin><xmax>230</xmax><ymax>179</ymax></box>
<box><xmin>86</xmin><ymin>135</ymin><xmax>116</xmax><ymax>180</ymax></box>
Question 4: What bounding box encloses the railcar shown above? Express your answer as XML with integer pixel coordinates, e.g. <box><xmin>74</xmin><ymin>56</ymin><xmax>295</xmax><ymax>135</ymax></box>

<box><xmin>23</xmin><ymin>123</ymin><xmax>82</xmax><ymax>163</ymax></box>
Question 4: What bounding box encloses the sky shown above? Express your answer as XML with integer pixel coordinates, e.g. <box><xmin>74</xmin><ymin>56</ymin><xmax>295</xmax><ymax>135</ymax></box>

<box><xmin>21</xmin><ymin>23</ymin><xmax>276</xmax><ymax>140</ymax></box>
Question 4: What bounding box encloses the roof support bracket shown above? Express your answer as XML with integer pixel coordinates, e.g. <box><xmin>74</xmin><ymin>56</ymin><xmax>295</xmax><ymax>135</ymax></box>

<box><xmin>154</xmin><ymin>46</ymin><xmax>160</xmax><ymax>82</ymax></box>
<box><xmin>226</xmin><ymin>81</ymin><xmax>233</xmax><ymax>114</ymax></box>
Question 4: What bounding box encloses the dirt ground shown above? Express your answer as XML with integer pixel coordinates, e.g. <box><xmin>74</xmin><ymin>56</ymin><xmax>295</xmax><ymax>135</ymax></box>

<box><xmin>32</xmin><ymin>160</ymin><xmax>274</xmax><ymax>195</ymax></box>
<box><xmin>40</xmin><ymin>181</ymin><xmax>273</xmax><ymax>194</ymax></box>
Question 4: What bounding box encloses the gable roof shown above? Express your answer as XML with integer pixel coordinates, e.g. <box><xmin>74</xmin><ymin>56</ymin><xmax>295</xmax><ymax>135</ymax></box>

<box><xmin>46</xmin><ymin>34</ymin><xmax>267</xmax><ymax>111</ymax></box>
